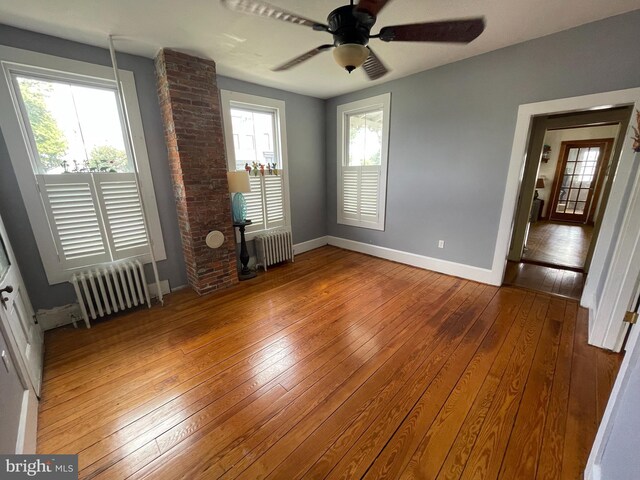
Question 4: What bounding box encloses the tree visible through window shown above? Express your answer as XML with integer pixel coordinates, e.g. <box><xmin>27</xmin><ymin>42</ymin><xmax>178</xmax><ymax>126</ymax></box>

<box><xmin>16</xmin><ymin>76</ymin><xmax>131</xmax><ymax>174</ymax></box>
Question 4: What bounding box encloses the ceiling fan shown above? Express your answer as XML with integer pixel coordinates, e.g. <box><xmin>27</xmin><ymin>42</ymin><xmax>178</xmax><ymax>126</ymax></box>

<box><xmin>221</xmin><ymin>0</ymin><xmax>485</xmax><ymax>80</ymax></box>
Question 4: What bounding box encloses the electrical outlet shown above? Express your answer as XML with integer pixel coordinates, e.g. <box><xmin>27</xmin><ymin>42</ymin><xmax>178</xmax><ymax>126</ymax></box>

<box><xmin>438</xmin><ymin>240</ymin><xmax>445</xmax><ymax>249</ymax></box>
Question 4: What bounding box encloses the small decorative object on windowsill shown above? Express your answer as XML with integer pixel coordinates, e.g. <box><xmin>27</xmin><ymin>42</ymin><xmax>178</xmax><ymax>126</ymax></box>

<box><xmin>631</xmin><ymin>109</ymin><xmax>640</xmax><ymax>153</ymax></box>
<box><xmin>227</xmin><ymin>170</ymin><xmax>251</xmax><ymax>223</ymax></box>
<box><xmin>541</xmin><ymin>144</ymin><xmax>551</xmax><ymax>162</ymax></box>
<box><xmin>534</xmin><ymin>177</ymin><xmax>545</xmax><ymax>199</ymax></box>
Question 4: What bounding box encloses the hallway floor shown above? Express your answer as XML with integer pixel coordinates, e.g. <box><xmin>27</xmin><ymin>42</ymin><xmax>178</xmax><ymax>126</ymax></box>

<box><xmin>523</xmin><ymin>221</ymin><xmax>593</xmax><ymax>270</ymax></box>
<box><xmin>504</xmin><ymin>261</ymin><xmax>585</xmax><ymax>300</ymax></box>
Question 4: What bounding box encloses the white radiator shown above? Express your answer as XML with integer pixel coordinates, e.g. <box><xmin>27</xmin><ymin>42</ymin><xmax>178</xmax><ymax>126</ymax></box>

<box><xmin>71</xmin><ymin>260</ymin><xmax>151</xmax><ymax>328</ymax></box>
<box><xmin>255</xmin><ymin>230</ymin><xmax>294</xmax><ymax>271</ymax></box>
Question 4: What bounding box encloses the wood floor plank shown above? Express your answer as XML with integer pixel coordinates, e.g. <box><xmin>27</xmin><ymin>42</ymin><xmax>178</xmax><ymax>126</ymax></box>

<box><xmin>34</xmin><ymin>247</ymin><xmax>623</xmax><ymax>480</ymax></box>
<box><xmin>561</xmin><ymin>308</ymin><xmax>599</xmax><ymax>479</ymax></box>
<box><xmin>139</xmin><ymin>276</ymin><xmax>471</xmax><ymax>480</ymax></box>
<box><xmin>366</xmin><ymin>288</ymin><xmax>527</xmax><ymax>479</ymax></box>
<box><xmin>434</xmin><ymin>291</ymin><xmax>538</xmax><ymax>480</ymax></box>
<box><xmin>498</xmin><ymin>297</ymin><xmax>564</xmax><ymax>479</ymax></box>
<box><xmin>458</xmin><ymin>294</ymin><xmax>550</xmax><ymax>480</ymax></box>
<box><xmin>537</xmin><ymin>301</ymin><xmax>576</xmax><ymax>480</ymax></box>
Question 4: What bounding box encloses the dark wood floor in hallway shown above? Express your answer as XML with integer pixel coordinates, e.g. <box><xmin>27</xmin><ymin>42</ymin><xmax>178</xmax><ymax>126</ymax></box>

<box><xmin>522</xmin><ymin>221</ymin><xmax>593</xmax><ymax>270</ymax></box>
<box><xmin>37</xmin><ymin>247</ymin><xmax>622</xmax><ymax>479</ymax></box>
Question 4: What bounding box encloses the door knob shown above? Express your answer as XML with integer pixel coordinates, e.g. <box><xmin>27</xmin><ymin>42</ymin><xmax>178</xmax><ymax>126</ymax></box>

<box><xmin>0</xmin><ymin>285</ymin><xmax>13</xmax><ymax>305</ymax></box>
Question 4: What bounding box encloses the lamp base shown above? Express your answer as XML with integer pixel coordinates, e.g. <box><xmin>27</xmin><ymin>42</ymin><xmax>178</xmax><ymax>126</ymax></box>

<box><xmin>232</xmin><ymin>193</ymin><xmax>247</xmax><ymax>223</ymax></box>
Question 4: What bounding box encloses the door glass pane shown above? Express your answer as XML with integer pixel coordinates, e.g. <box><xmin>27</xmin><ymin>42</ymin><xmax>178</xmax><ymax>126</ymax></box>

<box><xmin>566</xmin><ymin>201</ymin><xmax>576</xmax><ymax>213</ymax></box>
<box><xmin>14</xmin><ymin>75</ymin><xmax>132</xmax><ymax>174</ymax></box>
<box><xmin>568</xmin><ymin>189</ymin><xmax>578</xmax><ymax>201</ymax></box>
<box><xmin>578</xmin><ymin>189</ymin><xmax>589</xmax><ymax>201</ymax></box>
<box><xmin>567</xmin><ymin>148</ymin><xmax>578</xmax><ymax>162</ymax></box>
<box><xmin>0</xmin><ymin>233</ymin><xmax>10</xmax><ymax>282</ymax></box>
<box><xmin>565</xmin><ymin>162</ymin><xmax>576</xmax><ymax>175</ymax></box>
<box><xmin>575</xmin><ymin>201</ymin><xmax>586</xmax><ymax>215</ymax></box>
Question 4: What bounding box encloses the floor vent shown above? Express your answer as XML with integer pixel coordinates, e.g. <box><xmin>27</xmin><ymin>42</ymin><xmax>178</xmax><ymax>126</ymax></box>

<box><xmin>255</xmin><ymin>230</ymin><xmax>294</xmax><ymax>271</ymax></box>
<box><xmin>70</xmin><ymin>260</ymin><xmax>150</xmax><ymax>328</ymax></box>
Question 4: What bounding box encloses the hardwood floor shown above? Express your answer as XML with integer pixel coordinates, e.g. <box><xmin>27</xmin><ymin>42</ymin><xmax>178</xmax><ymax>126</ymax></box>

<box><xmin>522</xmin><ymin>221</ymin><xmax>593</xmax><ymax>270</ymax></box>
<box><xmin>37</xmin><ymin>247</ymin><xmax>621</xmax><ymax>479</ymax></box>
<box><xmin>503</xmin><ymin>261</ymin><xmax>586</xmax><ymax>300</ymax></box>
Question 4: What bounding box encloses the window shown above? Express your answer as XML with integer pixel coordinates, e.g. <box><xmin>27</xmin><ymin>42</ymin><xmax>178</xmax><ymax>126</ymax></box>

<box><xmin>337</xmin><ymin>93</ymin><xmax>391</xmax><ymax>230</ymax></box>
<box><xmin>0</xmin><ymin>46</ymin><xmax>165</xmax><ymax>284</ymax></box>
<box><xmin>220</xmin><ymin>90</ymin><xmax>290</xmax><ymax>238</ymax></box>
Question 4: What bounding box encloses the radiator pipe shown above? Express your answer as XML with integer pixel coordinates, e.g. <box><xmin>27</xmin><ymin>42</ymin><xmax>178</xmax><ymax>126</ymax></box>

<box><xmin>107</xmin><ymin>35</ymin><xmax>163</xmax><ymax>306</ymax></box>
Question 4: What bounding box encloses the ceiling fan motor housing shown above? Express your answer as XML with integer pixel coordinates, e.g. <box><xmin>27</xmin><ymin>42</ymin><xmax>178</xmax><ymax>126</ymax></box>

<box><xmin>328</xmin><ymin>5</ymin><xmax>376</xmax><ymax>47</ymax></box>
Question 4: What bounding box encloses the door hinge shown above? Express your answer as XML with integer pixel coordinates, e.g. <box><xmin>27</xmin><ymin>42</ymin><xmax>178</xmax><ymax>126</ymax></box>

<box><xmin>624</xmin><ymin>311</ymin><xmax>639</xmax><ymax>325</ymax></box>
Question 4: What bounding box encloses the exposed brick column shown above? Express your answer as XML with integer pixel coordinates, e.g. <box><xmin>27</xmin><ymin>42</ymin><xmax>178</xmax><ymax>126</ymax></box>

<box><xmin>155</xmin><ymin>49</ymin><xmax>238</xmax><ymax>294</ymax></box>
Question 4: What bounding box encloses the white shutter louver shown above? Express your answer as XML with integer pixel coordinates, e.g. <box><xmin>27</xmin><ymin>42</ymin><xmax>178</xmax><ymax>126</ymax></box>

<box><xmin>245</xmin><ymin>175</ymin><xmax>265</xmax><ymax>231</ymax></box>
<box><xmin>264</xmin><ymin>174</ymin><xmax>285</xmax><ymax>228</ymax></box>
<box><xmin>360</xmin><ymin>166</ymin><xmax>380</xmax><ymax>222</ymax></box>
<box><xmin>95</xmin><ymin>173</ymin><xmax>149</xmax><ymax>259</ymax></box>
<box><xmin>340</xmin><ymin>166</ymin><xmax>380</xmax><ymax>225</ymax></box>
<box><xmin>37</xmin><ymin>174</ymin><xmax>110</xmax><ymax>268</ymax></box>
<box><xmin>342</xmin><ymin>167</ymin><xmax>359</xmax><ymax>217</ymax></box>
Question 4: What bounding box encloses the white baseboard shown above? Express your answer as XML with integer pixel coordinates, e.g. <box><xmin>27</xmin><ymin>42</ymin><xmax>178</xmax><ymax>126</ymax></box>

<box><xmin>37</xmin><ymin>279</ymin><xmax>171</xmax><ymax>331</ymax></box>
<box><xmin>15</xmin><ymin>388</ymin><xmax>38</xmax><ymax>454</ymax></box>
<box><xmin>37</xmin><ymin>303</ymin><xmax>82</xmax><ymax>331</ymax></box>
<box><xmin>327</xmin><ymin>236</ymin><xmax>497</xmax><ymax>285</ymax></box>
<box><xmin>293</xmin><ymin>236</ymin><xmax>329</xmax><ymax>255</ymax></box>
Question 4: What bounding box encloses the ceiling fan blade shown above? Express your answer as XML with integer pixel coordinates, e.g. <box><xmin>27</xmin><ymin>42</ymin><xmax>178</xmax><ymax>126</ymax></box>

<box><xmin>362</xmin><ymin>48</ymin><xmax>388</xmax><ymax>80</ymax></box>
<box><xmin>221</xmin><ymin>0</ymin><xmax>328</xmax><ymax>30</ymax></box>
<box><xmin>273</xmin><ymin>45</ymin><xmax>334</xmax><ymax>71</ymax></box>
<box><xmin>355</xmin><ymin>0</ymin><xmax>391</xmax><ymax>17</ymax></box>
<box><xmin>379</xmin><ymin>18</ymin><xmax>485</xmax><ymax>43</ymax></box>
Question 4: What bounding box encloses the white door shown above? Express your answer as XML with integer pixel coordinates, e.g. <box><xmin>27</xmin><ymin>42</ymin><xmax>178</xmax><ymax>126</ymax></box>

<box><xmin>587</xmin><ymin>287</ymin><xmax>640</xmax><ymax>480</ymax></box>
<box><xmin>0</xmin><ymin>213</ymin><xmax>42</xmax><ymax>396</ymax></box>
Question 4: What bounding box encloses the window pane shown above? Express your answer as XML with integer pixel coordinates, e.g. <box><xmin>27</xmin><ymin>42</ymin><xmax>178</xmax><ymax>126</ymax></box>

<box><xmin>15</xmin><ymin>76</ymin><xmax>131</xmax><ymax>174</ymax></box>
<box><xmin>230</xmin><ymin>107</ymin><xmax>278</xmax><ymax>171</ymax></box>
<box><xmin>347</xmin><ymin>109</ymin><xmax>382</xmax><ymax>166</ymax></box>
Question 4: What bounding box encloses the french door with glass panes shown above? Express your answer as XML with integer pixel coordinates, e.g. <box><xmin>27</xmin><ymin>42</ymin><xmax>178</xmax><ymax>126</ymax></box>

<box><xmin>549</xmin><ymin>138</ymin><xmax>613</xmax><ymax>224</ymax></box>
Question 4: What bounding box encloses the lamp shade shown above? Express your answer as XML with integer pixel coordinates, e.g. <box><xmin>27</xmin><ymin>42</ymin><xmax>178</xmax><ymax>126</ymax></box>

<box><xmin>227</xmin><ymin>171</ymin><xmax>251</xmax><ymax>193</ymax></box>
<box><xmin>536</xmin><ymin>177</ymin><xmax>546</xmax><ymax>189</ymax></box>
<box><xmin>333</xmin><ymin>44</ymin><xmax>369</xmax><ymax>73</ymax></box>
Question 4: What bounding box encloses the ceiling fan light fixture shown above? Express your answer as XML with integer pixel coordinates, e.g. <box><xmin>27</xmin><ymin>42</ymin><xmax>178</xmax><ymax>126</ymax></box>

<box><xmin>332</xmin><ymin>43</ymin><xmax>369</xmax><ymax>73</ymax></box>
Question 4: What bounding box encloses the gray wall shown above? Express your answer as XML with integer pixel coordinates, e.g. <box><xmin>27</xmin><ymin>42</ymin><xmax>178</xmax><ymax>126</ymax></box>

<box><xmin>326</xmin><ymin>10</ymin><xmax>640</xmax><ymax>269</ymax></box>
<box><xmin>0</xmin><ymin>25</ymin><xmax>326</xmax><ymax>311</ymax></box>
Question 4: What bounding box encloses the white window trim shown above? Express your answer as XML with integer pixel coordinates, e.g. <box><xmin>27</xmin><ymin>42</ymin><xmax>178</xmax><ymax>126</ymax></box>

<box><xmin>0</xmin><ymin>45</ymin><xmax>166</xmax><ymax>284</ymax></box>
<box><xmin>220</xmin><ymin>90</ymin><xmax>291</xmax><ymax>242</ymax></box>
<box><xmin>337</xmin><ymin>92</ymin><xmax>391</xmax><ymax>231</ymax></box>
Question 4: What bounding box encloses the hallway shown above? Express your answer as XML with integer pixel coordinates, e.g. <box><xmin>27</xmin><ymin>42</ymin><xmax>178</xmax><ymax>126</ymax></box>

<box><xmin>522</xmin><ymin>221</ymin><xmax>594</xmax><ymax>270</ymax></box>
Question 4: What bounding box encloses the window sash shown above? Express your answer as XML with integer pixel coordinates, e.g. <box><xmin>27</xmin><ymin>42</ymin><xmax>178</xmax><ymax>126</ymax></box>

<box><xmin>221</xmin><ymin>90</ymin><xmax>291</xmax><ymax>240</ymax></box>
<box><xmin>337</xmin><ymin>93</ymin><xmax>391</xmax><ymax>231</ymax></box>
<box><xmin>0</xmin><ymin>46</ymin><xmax>166</xmax><ymax>284</ymax></box>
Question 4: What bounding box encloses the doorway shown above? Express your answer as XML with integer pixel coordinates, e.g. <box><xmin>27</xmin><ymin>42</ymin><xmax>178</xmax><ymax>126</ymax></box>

<box><xmin>504</xmin><ymin>107</ymin><xmax>632</xmax><ymax>299</ymax></box>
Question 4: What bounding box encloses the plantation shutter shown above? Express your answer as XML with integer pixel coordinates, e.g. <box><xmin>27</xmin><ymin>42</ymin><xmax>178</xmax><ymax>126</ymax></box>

<box><xmin>264</xmin><ymin>173</ymin><xmax>285</xmax><ymax>229</ymax></box>
<box><xmin>244</xmin><ymin>175</ymin><xmax>265</xmax><ymax>232</ymax></box>
<box><xmin>36</xmin><ymin>172</ymin><xmax>150</xmax><ymax>269</ymax></box>
<box><xmin>244</xmin><ymin>172</ymin><xmax>286</xmax><ymax>233</ymax></box>
<box><xmin>36</xmin><ymin>174</ymin><xmax>111</xmax><ymax>268</ymax></box>
<box><xmin>94</xmin><ymin>173</ymin><xmax>149</xmax><ymax>259</ymax></box>
<box><xmin>340</xmin><ymin>165</ymin><xmax>380</xmax><ymax>225</ymax></box>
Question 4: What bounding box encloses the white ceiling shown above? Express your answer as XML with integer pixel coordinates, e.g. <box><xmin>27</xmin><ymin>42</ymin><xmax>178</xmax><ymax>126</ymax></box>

<box><xmin>0</xmin><ymin>0</ymin><xmax>638</xmax><ymax>98</ymax></box>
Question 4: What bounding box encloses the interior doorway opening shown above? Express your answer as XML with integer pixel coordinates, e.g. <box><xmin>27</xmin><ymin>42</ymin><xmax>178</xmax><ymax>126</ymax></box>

<box><xmin>504</xmin><ymin>106</ymin><xmax>633</xmax><ymax>299</ymax></box>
